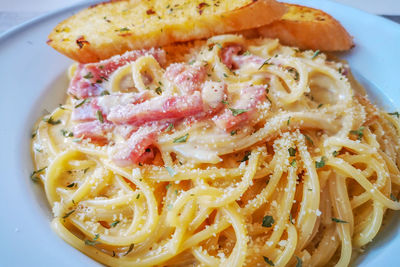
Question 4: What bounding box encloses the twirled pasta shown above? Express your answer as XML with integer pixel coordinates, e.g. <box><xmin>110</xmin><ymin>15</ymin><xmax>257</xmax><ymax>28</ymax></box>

<box><xmin>31</xmin><ymin>35</ymin><xmax>400</xmax><ymax>266</ymax></box>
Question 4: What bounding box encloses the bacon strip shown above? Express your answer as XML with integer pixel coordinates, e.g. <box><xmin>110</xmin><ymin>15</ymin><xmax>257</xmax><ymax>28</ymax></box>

<box><xmin>73</xmin><ymin>121</ymin><xmax>114</xmax><ymax>143</ymax></box>
<box><xmin>69</xmin><ymin>48</ymin><xmax>166</xmax><ymax>99</ymax></box>
<box><xmin>71</xmin><ymin>91</ymin><xmax>151</xmax><ymax>122</ymax></box>
<box><xmin>164</xmin><ymin>63</ymin><xmax>206</xmax><ymax>94</ymax></box>
<box><xmin>107</xmin><ymin>93</ymin><xmax>204</xmax><ymax>125</ymax></box>
<box><xmin>213</xmin><ymin>85</ymin><xmax>267</xmax><ymax>131</ymax></box>
<box><xmin>111</xmin><ymin>124</ymin><xmax>163</xmax><ymax>166</ymax></box>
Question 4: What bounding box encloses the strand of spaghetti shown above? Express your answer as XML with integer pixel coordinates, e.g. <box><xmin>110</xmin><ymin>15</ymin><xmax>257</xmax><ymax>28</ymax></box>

<box><xmin>296</xmin><ymin>134</ymin><xmax>320</xmax><ymax>250</ymax></box>
<box><xmin>327</xmin><ymin>158</ymin><xmax>400</xmax><ymax>210</ymax></box>
<box><xmin>220</xmin><ymin>203</ymin><xmax>248</xmax><ymax>267</ymax></box>
<box><xmin>273</xmin><ymin>224</ymin><xmax>298</xmax><ymax>267</ymax></box>
<box><xmin>329</xmin><ymin>176</ymin><xmax>352</xmax><ymax>267</ymax></box>
<box><xmin>353</xmin><ymin>201</ymin><xmax>385</xmax><ymax>247</ymax></box>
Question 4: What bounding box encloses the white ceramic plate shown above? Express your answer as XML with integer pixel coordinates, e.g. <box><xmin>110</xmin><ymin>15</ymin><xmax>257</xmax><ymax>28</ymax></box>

<box><xmin>0</xmin><ymin>0</ymin><xmax>399</xmax><ymax>266</ymax></box>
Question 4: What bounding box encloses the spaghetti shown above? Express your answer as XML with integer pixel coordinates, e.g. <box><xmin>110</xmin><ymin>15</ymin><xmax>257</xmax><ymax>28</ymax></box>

<box><xmin>31</xmin><ymin>35</ymin><xmax>400</xmax><ymax>266</ymax></box>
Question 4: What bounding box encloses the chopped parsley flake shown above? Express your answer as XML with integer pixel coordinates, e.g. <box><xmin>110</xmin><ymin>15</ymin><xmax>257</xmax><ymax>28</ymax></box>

<box><xmin>240</xmin><ymin>151</ymin><xmax>251</xmax><ymax>162</ymax></box>
<box><xmin>96</xmin><ymin>110</ymin><xmax>104</xmax><ymax>123</ymax></box>
<box><xmin>223</xmin><ymin>73</ymin><xmax>228</xmax><ymax>78</ymax></box>
<box><xmin>262</xmin><ymin>215</ymin><xmax>274</xmax><ymax>227</ymax></box>
<box><xmin>290</xmin><ymin>159</ymin><xmax>297</xmax><ymax>167</ymax></box>
<box><xmin>165</xmin><ymin>183</ymin><xmax>171</xmax><ymax>190</ymax></box>
<box><xmin>304</xmin><ymin>134</ymin><xmax>314</xmax><ymax>145</ymax></box>
<box><xmin>85</xmin><ymin>235</ymin><xmax>100</xmax><ymax>246</ymax></box>
<box><xmin>123</xmin><ymin>244</ymin><xmax>134</xmax><ymax>256</ymax></box>
<box><xmin>66</xmin><ymin>182</ymin><xmax>76</xmax><ymax>188</ymax></box>
<box><xmin>83</xmin><ymin>72</ymin><xmax>93</xmax><ymax>79</ymax></box>
<box><xmin>30</xmin><ymin>167</ymin><xmax>47</xmax><ymax>182</ymax></box>
<box><xmin>315</xmin><ymin>157</ymin><xmax>326</xmax><ymax>168</ymax></box>
<box><xmin>390</xmin><ymin>193</ymin><xmax>398</xmax><ymax>202</ymax></box>
<box><xmin>110</xmin><ymin>220</ymin><xmax>120</xmax><ymax>227</ymax></box>
<box><xmin>295</xmin><ymin>256</ymin><xmax>303</xmax><ymax>267</ymax></box>
<box><xmin>243</xmin><ymin>50</ymin><xmax>251</xmax><ymax>56</ymax></box>
<box><xmin>119</xmin><ymin>27</ymin><xmax>130</xmax><ymax>32</ymax></box>
<box><xmin>350</xmin><ymin>126</ymin><xmax>365</xmax><ymax>140</ymax></box>
<box><xmin>166</xmin><ymin>123</ymin><xmax>174</xmax><ymax>132</ymax></box>
<box><xmin>388</xmin><ymin>111</ymin><xmax>399</xmax><ymax>118</ymax></box>
<box><xmin>258</xmin><ymin>59</ymin><xmax>272</xmax><ymax>70</ymax></box>
<box><xmin>332</xmin><ymin>150</ymin><xmax>339</xmax><ymax>157</ymax></box>
<box><xmin>221</xmin><ymin>100</ymin><xmax>229</xmax><ymax>105</ymax></box>
<box><xmin>136</xmin><ymin>194</ymin><xmax>140</xmax><ymax>199</ymax></box>
<box><xmin>43</xmin><ymin>116</ymin><xmax>61</xmax><ymax>125</ymax></box>
<box><xmin>263</xmin><ymin>256</ymin><xmax>275</xmax><ymax>266</ymax></box>
<box><xmin>230</xmin><ymin>130</ymin><xmax>237</xmax><ymax>136</ymax></box>
<box><xmin>173</xmin><ymin>133</ymin><xmax>188</xmax><ymax>143</ymax></box>
<box><xmin>317</xmin><ymin>103</ymin><xmax>323</xmax><ymax>108</ymax></box>
<box><xmin>63</xmin><ymin>209</ymin><xmax>75</xmax><ymax>219</ymax></box>
<box><xmin>188</xmin><ymin>60</ymin><xmax>195</xmax><ymax>65</ymax></box>
<box><xmin>311</xmin><ymin>50</ymin><xmax>321</xmax><ymax>59</ymax></box>
<box><xmin>61</xmin><ymin>129</ymin><xmax>74</xmax><ymax>137</ymax></box>
<box><xmin>100</xmin><ymin>90</ymin><xmax>110</xmax><ymax>96</ymax></box>
<box><xmin>287</xmin><ymin>116</ymin><xmax>291</xmax><ymax>126</ymax></box>
<box><xmin>155</xmin><ymin>87</ymin><xmax>162</xmax><ymax>95</ymax></box>
<box><xmin>229</xmin><ymin>108</ymin><xmax>248</xmax><ymax>116</ymax></box>
<box><xmin>288</xmin><ymin>147</ymin><xmax>296</xmax><ymax>157</ymax></box>
<box><xmin>331</xmin><ymin>217</ymin><xmax>348</xmax><ymax>223</ymax></box>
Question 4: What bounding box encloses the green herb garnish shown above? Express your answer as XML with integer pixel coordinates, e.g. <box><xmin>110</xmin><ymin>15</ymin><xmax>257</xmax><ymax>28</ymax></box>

<box><xmin>119</xmin><ymin>27</ymin><xmax>130</xmax><ymax>32</ymax></box>
<box><xmin>173</xmin><ymin>133</ymin><xmax>188</xmax><ymax>143</ymax></box>
<box><xmin>288</xmin><ymin>147</ymin><xmax>296</xmax><ymax>157</ymax></box>
<box><xmin>136</xmin><ymin>194</ymin><xmax>140</xmax><ymax>199</ymax></box>
<box><xmin>388</xmin><ymin>111</ymin><xmax>399</xmax><ymax>118</ymax></box>
<box><xmin>43</xmin><ymin>116</ymin><xmax>61</xmax><ymax>125</ymax></box>
<box><xmin>155</xmin><ymin>87</ymin><xmax>162</xmax><ymax>95</ymax></box>
<box><xmin>30</xmin><ymin>167</ymin><xmax>47</xmax><ymax>182</ymax></box>
<box><xmin>304</xmin><ymin>134</ymin><xmax>314</xmax><ymax>145</ymax></box>
<box><xmin>96</xmin><ymin>110</ymin><xmax>104</xmax><ymax>123</ymax></box>
<box><xmin>390</xmin><ymin>193</ymin><xmax>398</xmax><ymax>202</ymax></box>
<box><xmin>331</xmin><ymin>217</ymin><xmax>348</xmax><ymax>223</ymax></box>
<box><xmin>123</xmin><ymin>244</ymin><xmax>134</xmax><ymax>256</ymax></box>
<box><xmin>110</xmin><ymin>220</ymin><xmax>120</xmax><ymax>227</ymax></box>
<box><xmin>295</xmin><ymin>256</ymin><xmax>303</xmax><ymax>267</ymax></box>
<box><xmin>258</xmin><ymin>59</ymin><xmax>272</xmax><ymax>70</ymax></box>
<box><xmin>240</xmin><ymin>151</ymin><xmax>251</xmax><ymax>162</ymax></box>
<box><xmin>83</xmin><ymin>72</ymin><xmax>93</xmax><ymax>79</ymax></box>
<box><xmin>166</xmin><ymin>123</ymin><xmax>174</xmax><ymax>132</ymax></box>
<box><xmin>100</xmin><ymin>90</ymin><xmax>110</xmax><ymax>96</ymax></box>
<box><xmin>63</xmin><ymin>209</ymin><xmax>75</xmax><ymax>219</ymax></box>
<box><xmin>61</xmin><ymin>129</ymin><xmax>74</xmax><ymax>137</ymax></box>
<box><xmin>262</xmin><ymin>215</ymin><xmax>274</xmax><ymax>228</ymax></box>
<box><xmin>332</xmin><ymin>150</ymin><xmax>339</xmax><ymax>157</ymax></box>
<box><xmin>243</xmin><ymin>51</ymin><xmax>251</xmax><ymax>56</ymax></box>
<box><xmin>311</xmin><ymin>50</ymin><xmax>321</xmax><ymax>59</ymax></box>
<box><xmin>263</xmin><ymin>256</ymin><xmax>275</xmax><ymax>266</ymax></box>
<box><xmin>350</xmin><ymin>126</ymin><xmax>365</xmax><ymax>140</ymax></box>
<box><xmin>66</xmin><ymin>183</ymin><xmax>76</xmax><ymax>188</ymax></box>
<box><xmin>290</xmin><ymin>159</ymin><xmax>297</xmax><ymax>167</ymax></box>
<box><xmin>230</xmin><ymin>130</ymin><xmax>237</xmax><ymax>136</ymax></box>
<box><xmin>315</xmin><ymin>157</ymin><xmax>326</xmax><ymax>168</ymax></box>
<box><xmin>229</xmin><ymin>108</ymin><xmax>248</xmax><ymax>116</ymax></box>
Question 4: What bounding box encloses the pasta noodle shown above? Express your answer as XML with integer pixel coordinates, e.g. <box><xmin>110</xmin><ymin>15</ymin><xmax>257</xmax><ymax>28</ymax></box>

<box><xmin>31</xmin><ymin>35</ymin><xmax>400</xmax><ymax>266</ymax></box>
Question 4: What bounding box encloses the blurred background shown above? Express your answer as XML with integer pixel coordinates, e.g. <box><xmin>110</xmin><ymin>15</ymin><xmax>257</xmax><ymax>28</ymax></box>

<box><xmin>1</xmin><ymin>0</ymin><xmax>400</xmax><ymax>34</ymax></box>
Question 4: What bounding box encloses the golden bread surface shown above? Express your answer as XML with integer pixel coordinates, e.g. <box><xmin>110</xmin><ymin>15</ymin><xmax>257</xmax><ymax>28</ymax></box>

<box><xmin>243</xmin><ymin>4</ymin><xmax>354</xmax><ymax>51</ymax></box>
<box><xmin>48</xmin><ymin>0</ymin><xmax>286</xmax><ymax>63</ymax></box>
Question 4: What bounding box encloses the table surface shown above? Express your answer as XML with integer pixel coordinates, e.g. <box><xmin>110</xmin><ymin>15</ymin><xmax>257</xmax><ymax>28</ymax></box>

<box><xmin>1</xmin><ymin>0</ymin><xmax>400</xmax><ymax>34</ymax></box>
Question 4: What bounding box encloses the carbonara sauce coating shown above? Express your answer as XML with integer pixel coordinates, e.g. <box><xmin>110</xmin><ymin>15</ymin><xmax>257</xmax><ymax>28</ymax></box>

<box><xmin>31</xmin><ymin>35</ymin><xmax>400</xmax><ymax>267</ymax></box>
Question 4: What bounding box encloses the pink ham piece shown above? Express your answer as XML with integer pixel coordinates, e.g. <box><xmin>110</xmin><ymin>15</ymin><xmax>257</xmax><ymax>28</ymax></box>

<box><xmin>213</xmin><ymin>85</ymin><xmax>267</xmax><ymax>131</ymax></box>
<box><xmin>69</xmin><ymin>48</ymin><xmax>166</xmax><ymax>99</ymax></box>
<box><xmin>220</xmin><ymin>44</ymin><xmax>266</xmax><ymax>70</ymax></box>
<box><xmin>73</xmin><ymin>121</ymin><xmax>114</xmax><ymax>144</ymax></box>
<box><xmin>111</xmin><ymin>124</ymin><xmax>163</xmax><ymax>166</ymax></box>
<box><xmin>71</xmin><ymin>91</ymin><xmax>152</xmax><ymax>122</ymax></box>
<box><xmin>164</xmin><ymin>63</ymin><xmax>206</xmax><ymax>94</ymax></box>
<box><xmin>220</xmin><ymin>44</ymin><xmax>243</xmax><ymax>69</ymax></box>
<box><xmin>107</xmin><ymin>93</ymin><xmax>204</xmax><ymax>125</ymax></box>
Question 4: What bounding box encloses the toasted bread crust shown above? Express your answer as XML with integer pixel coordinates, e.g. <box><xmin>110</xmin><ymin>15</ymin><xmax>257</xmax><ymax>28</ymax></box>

<box><xmin>242</xmin><ymin>4</ymin><xmax>354</xmax><ymax>51</ymax></box>
<box><xmin>48</xmin><ymin>0</ymin><xmax>286</xmax><ymax>63</ymax></box>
